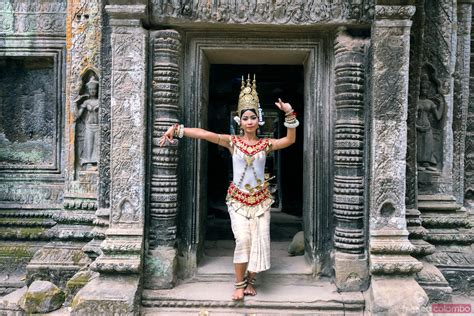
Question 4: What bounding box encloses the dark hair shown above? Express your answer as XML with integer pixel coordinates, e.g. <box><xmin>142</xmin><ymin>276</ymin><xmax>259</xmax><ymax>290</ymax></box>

<box><xmin>240</xmin><ymin>109</ymin><xmax>257</xmax><ymax>117</ymax></box>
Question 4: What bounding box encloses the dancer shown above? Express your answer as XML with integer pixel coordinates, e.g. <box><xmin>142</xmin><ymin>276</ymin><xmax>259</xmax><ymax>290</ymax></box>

<box><xmin>160</xmin><ymin>75</ymin><xmax>298</xmax><ymax>301</ymax></box>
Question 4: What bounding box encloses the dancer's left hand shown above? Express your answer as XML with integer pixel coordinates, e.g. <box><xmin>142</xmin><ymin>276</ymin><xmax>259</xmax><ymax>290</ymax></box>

<box><xmin>274</xmin><ymin>98</ymin><xmax>293</xmax><ymax>114</ymax></box>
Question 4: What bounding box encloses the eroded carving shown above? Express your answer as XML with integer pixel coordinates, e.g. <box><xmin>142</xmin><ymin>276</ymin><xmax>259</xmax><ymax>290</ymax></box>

<box><xmin>112</xmin><ymin>198</ymin><xmax>140</xmax><ymax>223</ymax></box>
<box><xmin>150</xmin><ymin>0</ymin><xmax>372</xmax><ymax>25</ymax></box>
<box><xmin>74</xmin><ymin>74</ymin><xmax>100</xmax><ymax>170</ymax></box>
<box><xmin>0</xmin><ymin>57</ymin><xmax>56</xmax><ymax>168</ymax></box>
<box><xmin>417</xmin><ymin>67</ymin><xmax>445</xmax><ymax>172</ymax></box>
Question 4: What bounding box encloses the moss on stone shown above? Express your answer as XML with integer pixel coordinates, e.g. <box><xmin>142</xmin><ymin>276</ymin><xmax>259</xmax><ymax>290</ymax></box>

<box><xmin>71</xmin><ymin>251</ymin><xmax>84</xmax><ymax>265</ymax></box>
<box><xmin>0</xmin><ymin>245</ymin><xmax>31</xmax><ymax>258</ymax></box>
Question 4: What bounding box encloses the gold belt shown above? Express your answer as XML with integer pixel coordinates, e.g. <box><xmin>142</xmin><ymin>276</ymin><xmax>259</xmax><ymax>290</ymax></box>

<box><xmin>227</xmin><ymin>182</ymin><xmax>271</xmax><ymax>206</ymax></box>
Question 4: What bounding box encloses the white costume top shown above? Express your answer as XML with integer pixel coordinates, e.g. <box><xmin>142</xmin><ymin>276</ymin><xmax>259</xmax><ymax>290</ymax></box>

<box><xmin>226</xmin><ymin>136</ymin><xmax>273</xmax><ymax>218</ymax></box>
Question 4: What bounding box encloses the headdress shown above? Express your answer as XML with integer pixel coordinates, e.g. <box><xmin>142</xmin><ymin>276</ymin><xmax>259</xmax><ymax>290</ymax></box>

<box><xmin>234</xmin><ymin>74</ymin><xmax>265</xmax><ymax>126</ymax></box>
<box><xmin>86</xmin><ymin>76</ymin><xmax>99</xmax><ymax>89</ymax></box>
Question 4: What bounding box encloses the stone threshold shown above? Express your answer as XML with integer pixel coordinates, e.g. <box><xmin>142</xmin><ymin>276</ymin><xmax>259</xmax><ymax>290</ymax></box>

<box><xmin>141</xmin><ymin>280</ymin><xmax>365</xmax><ymax>314</ymax></box>
<box><xmin>142</xmin><ymin>253</ymin><xmax>364</xmax><ymax>314</ymax></box>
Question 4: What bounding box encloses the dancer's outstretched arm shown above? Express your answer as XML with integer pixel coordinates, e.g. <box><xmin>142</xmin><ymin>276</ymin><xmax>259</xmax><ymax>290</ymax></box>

<box><xmin>159</xmin><ymin>124</ymin><xmax>232</xmax><ymax>151</ymax></box>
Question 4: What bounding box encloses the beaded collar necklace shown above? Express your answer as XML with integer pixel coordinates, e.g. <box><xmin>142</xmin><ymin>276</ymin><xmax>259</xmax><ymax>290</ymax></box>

<box><xmin>232</xmin><ymin>136</ymin><xmax>269</xmax><ymax>156</ymax></box>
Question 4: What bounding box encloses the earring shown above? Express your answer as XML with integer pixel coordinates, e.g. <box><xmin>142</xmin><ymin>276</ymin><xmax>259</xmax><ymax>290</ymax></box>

<box><xmin>240</xmin><ymin>128</ymin><xmax>244</xmax><ymax>136</ymax></box>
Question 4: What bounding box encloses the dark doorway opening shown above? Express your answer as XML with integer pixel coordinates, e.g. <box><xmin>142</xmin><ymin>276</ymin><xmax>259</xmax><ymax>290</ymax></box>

<box><xmin>204</xmin><ymin>64</ymin><xmax>304</xmax><ymax>257</ymax></box>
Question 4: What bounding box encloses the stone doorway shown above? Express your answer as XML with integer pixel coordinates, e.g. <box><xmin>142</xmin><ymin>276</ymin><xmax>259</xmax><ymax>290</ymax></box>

<box><xmin>204</xmin><ymin>64</ymin><xmax>304</xmax><ymax>263</ymax></box>
<box><xmin>177</xmin><ymin>32</ymin><xmax>333</xmax><ymax>278</ymax></box>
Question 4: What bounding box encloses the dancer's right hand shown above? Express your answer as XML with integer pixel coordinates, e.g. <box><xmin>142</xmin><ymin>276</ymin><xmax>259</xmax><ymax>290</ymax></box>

<box><xmin>159</xmin><ymin>124</ymin><xmax>176</xmax><ymax>147</ymax></box>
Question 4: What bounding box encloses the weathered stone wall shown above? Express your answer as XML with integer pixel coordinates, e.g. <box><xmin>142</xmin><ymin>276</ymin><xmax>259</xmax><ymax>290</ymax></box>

<box><xmin>0</xmin><ymin>0</ymin><xmax>68</xmax><ymax>298</ymax></box>
<box><xmin>0</xmin><ymin>0</ymin><xmax>67</xmax><ymax>209</ymax></box>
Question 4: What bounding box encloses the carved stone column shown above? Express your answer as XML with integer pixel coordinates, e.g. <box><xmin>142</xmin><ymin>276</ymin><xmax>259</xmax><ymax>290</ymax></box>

<box><xmin>367</xmin><ymin>3</ymin><xmax>428</xmax><ymax>314</ymax></box>
<box><xmin>144</xmin><ymin>30</ymin><xmax>181</xmax><ymax>289</ymax></box>
<box><xmin>71</xmin><ymin>3</ymin><xmax>147</xmax><ymax>314</ymax></box>
<box><xmin>332</xmin><ymin>29</ymin><xmax>369</xmax><ymax>292</ymax></box>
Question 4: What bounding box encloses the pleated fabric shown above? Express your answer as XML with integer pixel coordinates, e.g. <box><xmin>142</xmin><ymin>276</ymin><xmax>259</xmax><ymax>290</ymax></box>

<box><xmin>227</xmin><ymin>200</ymin><xmax>271</xmax><ymax>273</ymax></box>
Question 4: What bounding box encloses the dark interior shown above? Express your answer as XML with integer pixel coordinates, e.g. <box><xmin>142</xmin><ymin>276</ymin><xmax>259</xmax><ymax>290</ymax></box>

<box><xmin>205</xmin><ymin>64</ymin><xmax>304</xmax><ymax>244</ymax></box>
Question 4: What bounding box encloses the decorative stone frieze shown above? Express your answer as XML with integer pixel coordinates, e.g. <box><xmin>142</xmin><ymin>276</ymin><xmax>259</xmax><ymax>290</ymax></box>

<box><xmin>149</xmin><ymin>0</ymin><xmax>374</xmax><ymax>26</ymax></box>
<box><xmin>0</xmin><ymin>0</ymin><xmax>67</xmax><ymax>35</ymax></box>
<box><xmin>333</xmin><ymin>29</ymin><xmax>369</xmax><ymax>291</ymax></box>
<box><xmin>367</xmin><ymin>4</ymin><xmax>429</xmax><ymax>314</ymax></box>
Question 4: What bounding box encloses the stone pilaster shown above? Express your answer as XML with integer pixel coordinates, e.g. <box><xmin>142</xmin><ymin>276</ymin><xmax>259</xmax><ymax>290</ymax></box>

<box><xmin>71</xmin><ymin>3</ymin><xmax>147</xmax><ymax>315</ymax></box>
<box><xmin>144</xmin><ymin>30</ymin><xmax>181</xmax><ymax>289</ymax></box>
<box><xmin>418</xmin><ymin>1</ymin><xmax>474</xmax><ymax>297</ymax></box>
<box><xmin>367</xmin><ymin>3</ymin><xmax>428</xmax><ymax>314</ymax></box>
<box><xmin>404</xmin><ymin>0</ymin><xmax>452</xmax><ymax>302</ymax></box>
<box><xmin>332</xmin><ymin>29</ymin><xmax>369</xmax><ymax>292</ymax></box>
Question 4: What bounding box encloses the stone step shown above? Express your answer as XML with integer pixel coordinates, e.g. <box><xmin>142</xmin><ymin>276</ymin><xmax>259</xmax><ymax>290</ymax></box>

<box><xmin>195</xmin><ymin>255</ymin><xmax>314</xmax><ymax>283</ymax></box>
<box><xmin>141</xmin><ymin>280</ymin><xmax>365</xmax><ymax>314</ymax></box>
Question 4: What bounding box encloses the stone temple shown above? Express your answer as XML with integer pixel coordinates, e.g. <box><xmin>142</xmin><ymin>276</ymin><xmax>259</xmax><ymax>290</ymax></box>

<box><xmin>0</xmin><ymin>0</ymin><xmax>473</xmax><ymax>314</ymax></box>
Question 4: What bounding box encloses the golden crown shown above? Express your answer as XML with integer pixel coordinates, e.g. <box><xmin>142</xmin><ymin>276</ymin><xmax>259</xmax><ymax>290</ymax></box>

<box><xmin>237</xmin><ymin>74</ymin><xmax>259</xmax><ymax>116</ymax></box>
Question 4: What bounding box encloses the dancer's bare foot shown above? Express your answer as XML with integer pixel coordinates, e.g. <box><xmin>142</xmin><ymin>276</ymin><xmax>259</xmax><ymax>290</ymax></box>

<box><xmin>244</xmin><ymin>283</ymin><xmax>257</xmax><ymax>296</ymax></box>
<box><xmin>244</xmin><ymin>273</ymin><xmax>257</xmax><ymax>296</ymax></box>
<box><xmin>232</xmin><ymin>287</ymin><xmax>245</xmax><ymax>301</ymax></box>
<box><xmin>232</xmin><ymin>279</ymin><xmax>246</xmax><ymax>301</ymax></box>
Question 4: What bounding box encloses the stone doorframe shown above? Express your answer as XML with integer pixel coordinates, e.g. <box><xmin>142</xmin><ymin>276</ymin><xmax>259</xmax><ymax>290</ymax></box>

<box><xmin>176</xmin><ymin>31</ymin><xmax>334</xmax><ymax>277</ymax></box>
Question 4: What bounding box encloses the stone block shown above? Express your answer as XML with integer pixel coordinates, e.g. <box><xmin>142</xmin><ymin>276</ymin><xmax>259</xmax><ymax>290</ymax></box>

<box><xmin>367</xmin><ymin>277</ymin><xmax>429</xmax><ymax>315</ymax></box>
<box><xmin>0</xmin><ymin>286</ymin><xmax>27</xmax><ymax>315</ymax></box>
<box><xmin>71</xmin><ymin>275</ymin><xmax>139</xmax><ymax>315</ymax></box>
<box><xmin>288</xmin><ymin>231</ymin><xmax>304</xmax><ymax>256</ymax></box>
<box><xmin>65</xmin><ymin>269</ymin><xmax>99</xmax><ymax>306</ymax></box>
<box><xmin>144</xmin><ymin>246</ymin><xmax>177</xmax><ymax>289</ymax></box>
<box><xmin>416</xmin><ymin>261</ymin><xmax>452</xmax><ymax>302</ymax></box>
<box><xmin>26</xmin><ymin>242</ymin><xmax>92</xmax><ymax>289</ymax></box>
<box><xmin>334</xmin><ymin>252</ymin><xmax>369</xmax><ymax>291</ymax></box>
<box><xmin>19</xmin><ymin>281</ymin><xmax>64</xmax><ymax>314</ymax></box>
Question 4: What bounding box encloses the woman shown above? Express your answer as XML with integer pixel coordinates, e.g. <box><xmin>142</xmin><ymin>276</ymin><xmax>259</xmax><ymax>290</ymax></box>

<box><xmin>159</xmin><ymin>76</ymin><xmax>299</xmax><ymax>301</ymax></box>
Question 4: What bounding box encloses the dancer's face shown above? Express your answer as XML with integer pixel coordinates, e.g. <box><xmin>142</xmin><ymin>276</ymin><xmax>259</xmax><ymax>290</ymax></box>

<box><xmin>241</xmin><ymin>110</ymin><xmax>258</xmax><ymax>134</ymax></box>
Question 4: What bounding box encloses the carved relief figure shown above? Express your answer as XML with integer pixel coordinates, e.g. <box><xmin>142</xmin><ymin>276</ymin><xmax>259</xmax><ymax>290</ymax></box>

<box><xmin>74</xmin><ymin>76</ymin><xmax>100</xmax><ymax>169</ymax></box>
<box><xmin>416</xmin><ymin>72</ymin><xmax>445</xmax><ymax>172</ymax></box>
